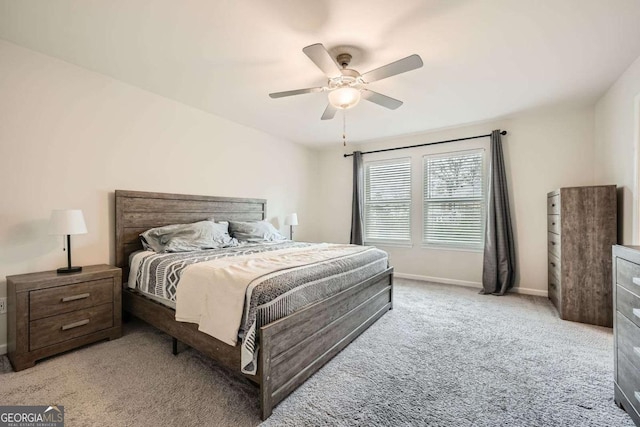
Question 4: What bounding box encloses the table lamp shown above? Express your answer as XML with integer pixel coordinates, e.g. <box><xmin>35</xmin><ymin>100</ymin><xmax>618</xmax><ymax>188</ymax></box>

<box><xmin>284</xmin><ymin>213</ymin><xmax>298</xmax><ymax>241</ymax></box>
<box><xmin>49</xmin><ymin>209</ymin><xmax>87</xmax><ymax>273</ymax></box>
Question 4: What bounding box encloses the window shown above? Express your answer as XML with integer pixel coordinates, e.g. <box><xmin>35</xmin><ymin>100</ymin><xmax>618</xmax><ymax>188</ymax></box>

<box><xmin>364</xmin><ymin>158</ymin><xmax>411</xmax><ymax>245</ymax></box>
<box><xmin>423</xmin><ymin>150</ymin><xmax>485</xmax><ymax>249</ymax></box>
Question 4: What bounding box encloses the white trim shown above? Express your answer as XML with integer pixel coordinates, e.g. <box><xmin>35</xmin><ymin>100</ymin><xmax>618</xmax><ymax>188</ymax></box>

<box><xmin>394</xmin><ymin>272</ymin><xmax>548</xmax><ymax>297</ymax></box>
<box><xmin>0</xmin><ymin>343</ymin><xmax>6</xmax><ymax>356</ymax></box>
<box><xmin>634</xmin><ymin>93</ymin><xmax>640</xmax><ymax>245</ymax></box>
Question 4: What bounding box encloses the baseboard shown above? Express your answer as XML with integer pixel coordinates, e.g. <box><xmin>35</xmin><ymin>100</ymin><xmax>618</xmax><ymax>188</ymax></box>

<box><xmin>394</xmin><ymin>273</ymin><xmax>548</xmax><ymax>297</ymax></box>
<box><xmin>0</xmin><ymin>343</ymin><xmax>7</xmax><ymax>356</ymax></box>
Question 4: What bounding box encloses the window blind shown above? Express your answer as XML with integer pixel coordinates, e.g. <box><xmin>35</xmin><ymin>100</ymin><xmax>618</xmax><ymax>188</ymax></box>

<box><xmin>423</xmin><ymin>150</ymin><xmax>485</xmax><ymax>249</ymax></box>
<box><xmin>364</xmin><ymin>158</ymin><xmax>411</xmax><ymax>244</ymax></box>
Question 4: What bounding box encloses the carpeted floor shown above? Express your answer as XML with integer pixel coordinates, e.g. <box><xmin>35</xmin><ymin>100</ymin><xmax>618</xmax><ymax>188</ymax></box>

<box><xmin>0</xmin><ymin>279</ymin><xmax>633</xmax><ymax>426</ymax></box>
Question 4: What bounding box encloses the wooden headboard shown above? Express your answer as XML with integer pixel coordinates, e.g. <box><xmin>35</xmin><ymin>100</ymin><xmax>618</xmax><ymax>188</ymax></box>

<box><xmin>115</xmin><ymin>190</ymin><xmax>267</xmax><ymax>282</ymax></box>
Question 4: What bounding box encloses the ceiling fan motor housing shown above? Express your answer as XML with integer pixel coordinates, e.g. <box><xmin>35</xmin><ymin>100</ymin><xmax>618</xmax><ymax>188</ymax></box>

<box><xmin>336</xmin><ymin>53</ymin><xmax>352</xmax><ymax>68</ymax></box>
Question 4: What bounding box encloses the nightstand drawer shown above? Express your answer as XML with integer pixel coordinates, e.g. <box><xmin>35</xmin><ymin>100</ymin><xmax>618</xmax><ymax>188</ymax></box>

<box><xmin>547</xmin><ymin>232</ymin><xmax>560</xmax><ymax>257</ymax></box>
<box><xmin>617</xmin><ymin>351</ymin><xmax>640</xmax><ymax>416</ymax></box>
<box><xmin>548</xmin><ymin>252</ymin><xmax>561</xmax><ymax>279</ymax></box>
<box><xmin>547</xmin><ymin>215</ymin><xmax>560</xmax><ymax>234</ymax></box>
<box><xmin>29</xmin><ymin>303</ymin><xmax>113</xmax><ymax>350</ymax></box>
<box><xmin>547</xmin><ymin>194</ymin><xmax>560</xmax><ymax>215</ymax></box>
<box><xmin>30</xmin><ymin>278</ymin><xmax>113</xmax><ymax>320</ymax></box>
<box><xmin>618</xmin><ymin>257</ymin><xmax>640</xmax><ymax>295</ymax></box>
<box><xmin>548</xmin><ymin>269</ymin><xmax>561</xmax><ymax>307</ymax></box>
<box><xmin>617</xmin><ymin>285</ymin><xmax>640</xmax><ymax>329</ymax></box>
<box><xmin>617</xmin><ymin>312</ymin><xmax>640</xmax><ymax>372</ymax></box>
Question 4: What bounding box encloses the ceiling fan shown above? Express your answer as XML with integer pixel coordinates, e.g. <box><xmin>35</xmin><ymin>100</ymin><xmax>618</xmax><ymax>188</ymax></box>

<box><xmin>269</xmin><ymin>43</ymin><xmax>423</xmax><ymax>120</ymax></box>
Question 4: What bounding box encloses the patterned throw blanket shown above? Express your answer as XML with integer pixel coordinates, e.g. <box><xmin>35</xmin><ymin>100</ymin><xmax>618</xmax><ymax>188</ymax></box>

<box><xmin>130</xmin><ymin>242</ymin><xmax>389</xmax><ymax>374</ymax></box>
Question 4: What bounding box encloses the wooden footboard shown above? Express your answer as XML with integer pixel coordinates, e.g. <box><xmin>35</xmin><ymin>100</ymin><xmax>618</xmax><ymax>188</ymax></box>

<box><xmin>259</xmin><ymin>267</ymin><xmax>393</xmax><ymax>419</ymax></box>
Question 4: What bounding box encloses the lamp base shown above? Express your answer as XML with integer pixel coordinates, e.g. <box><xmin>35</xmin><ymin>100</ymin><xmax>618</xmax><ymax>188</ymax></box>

<box><xmin>57</xmin><ymin>266</ymin><xmax>82</xmax><ymax>274</ymax></box>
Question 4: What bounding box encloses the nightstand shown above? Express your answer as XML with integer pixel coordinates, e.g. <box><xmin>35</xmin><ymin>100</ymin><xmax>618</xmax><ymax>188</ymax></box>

<box><xmin>7</xmin><ymin>264</ymin><xmax>122</xmax><ymax>371</ymax></box>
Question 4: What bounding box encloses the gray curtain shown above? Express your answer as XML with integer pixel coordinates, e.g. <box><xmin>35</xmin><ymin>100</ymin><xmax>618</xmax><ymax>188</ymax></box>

<box><xmin>481</xmin><ymin>130</ymin><xmax>516</xmax><ymax>295</ymax></box>
<box><xmin>350</xmin><ymin>151</ymin><xmax>364</xmax><ymax>245</ymax></box>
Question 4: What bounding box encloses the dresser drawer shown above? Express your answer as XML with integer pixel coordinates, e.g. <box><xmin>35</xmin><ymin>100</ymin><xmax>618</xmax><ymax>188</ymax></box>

<box><xmin>618</xmin><ymin>257</ymin><xmax>640</xmax><ymax>296</ymax></box>
<box><xmin>29</xmin><ymin>303</ymin><xmax>113</xmax><ymax>350</ymax></box>
<box><xmin>548</xmin><ymin>252</ymin><xmax>561</xmax><ymax>280</ymax></box>
<box><xmin>617</xmin><ymin>285</ymin><xmax>640</xmax><ymax>329</ymax></box>
<box><xmin>617</xmin><ymin>351</ymin><xmax>640</xmax><ymax>415</ymax></box>
<box><xmin>547</xmin><ymin>215</ymin><xmax>560</xmax><ymax>234</ymax></box>
<box><xmin>29</xmin><ymin>278</ymin><xmax>113</xmax><ymax>321</ymax></box>
<box><xmin>547</xmin><ymin>232</ymin><xmax>561</xmax><ymax>257</ymax></box>
<box><xmin>617</xmin><ymin>312</ymin><xmax>640</xmax><ymax>372</ymax></box>
<box><xmin>547</xmin><ymin>194</ymin><xmax>560</xmax><ymax>215</ymax></box>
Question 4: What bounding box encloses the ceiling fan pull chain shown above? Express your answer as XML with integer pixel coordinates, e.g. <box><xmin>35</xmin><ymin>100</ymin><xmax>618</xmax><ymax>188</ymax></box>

<box><xmin>342</xmin><ymin>111</ymin><xmax>347</xmax><ymax>146</ymax></box>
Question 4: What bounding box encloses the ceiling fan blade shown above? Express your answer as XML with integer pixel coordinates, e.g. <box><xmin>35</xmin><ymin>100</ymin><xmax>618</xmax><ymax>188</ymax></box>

<box><xmin>321</xmin><ymin>103</ymin><xmax>338</xmax><ymax>120</ymax></box>
<box><xmin>361</xmin><ymin>90</ymin><xmax>403</xmax><ymax>110</ymax></box>
<box><xmin>269</xmin><ymin>87</ymin><xmax>324</xmax><ymax>98</ymax></box>
<box><xmin>303</xmin><ymin>43</ymin><xmax>342</xmax><ymax>78</ymax></box>
<box><xmin>361</xmin><ymin>54</ymin><xmax>423</xmax><ymax>83</ymax></box>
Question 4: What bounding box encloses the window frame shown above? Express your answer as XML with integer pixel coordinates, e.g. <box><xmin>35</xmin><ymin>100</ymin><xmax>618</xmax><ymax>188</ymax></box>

<box><xmin>363</xmin><ymin>156</ymin><xmax>413</xmax><ymax>247</ymax></box>
<box><xmin>421</xmin><ymin>148</ymin><xmax>487</xmax><ymax>251</ymax></box>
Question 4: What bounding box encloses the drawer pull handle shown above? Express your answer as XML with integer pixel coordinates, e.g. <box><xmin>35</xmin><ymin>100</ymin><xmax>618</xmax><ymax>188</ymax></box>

<box><xmin>635</xmin><ymin>391</ymin><xmax>640</xmax><ymax>404</ymax></box>
<box><xmin>549</xmin><ymin>283</ymin><xmax>556</xmax><ymax>289</ymax></box>
<box><xmin>633</xmin><ymin>277</ymin><xmax>640</xmax><ymax>286</ymax></box>
<box><xmin>61</xmin><ymin>319</ymin><xmax>90</xmax><ymax>331</ymax></box>
<box><xmin>61</xmin><ymin>293</ymin><xmax>90</xmax><ymax>302</ymax></box>
<box><xmin>550</xmin><ymin>262</ymin><xmax>556</xmax><ymax>267</ymax></box>
<box><xmin>552</xmin><ymin>204</ymin><xmax>556</xmax><ymax>207</ymax></box>
<box><xmin>551</xmin><ymin>242</ymin><xmax>556</xmax><ymax>246</ymax></box>
<box><xmin>633</xmin><ymin>308</ymin><xmax>640</xmax><ymax>319</ymax></box>
<box><xmin>552</xmin><ymin>222</ymin><xmax>556</xmax><ymax>226</ymax></box>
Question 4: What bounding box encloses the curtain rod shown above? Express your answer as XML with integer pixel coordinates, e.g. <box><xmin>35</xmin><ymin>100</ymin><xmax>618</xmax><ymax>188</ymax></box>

<box><xmin>343</xmin><ymin>130</ymin><xmax>507</xmax><ymax>158</ymax></box>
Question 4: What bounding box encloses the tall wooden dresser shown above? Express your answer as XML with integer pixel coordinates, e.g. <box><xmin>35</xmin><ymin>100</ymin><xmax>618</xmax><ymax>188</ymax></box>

<box><xmin>547</xmin><ymin>185</ymin><xmax>616</xmax><ymax>327</ymax></box>
<box><xmin>613</xmin><ymin>245</ymin><xmax>640</xmax><ymax>425</ymax></box>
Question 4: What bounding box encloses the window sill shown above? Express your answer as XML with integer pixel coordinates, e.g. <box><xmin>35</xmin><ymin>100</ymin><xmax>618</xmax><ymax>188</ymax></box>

<box><xmin>421</xmin><ymin>244</ymin><xmax>484</xmax><ymax>253</ymax></box>
<box><xmin>364</xmin><ymin>241</ymin><xmax>413</xmax><ymax>249</ymax></box>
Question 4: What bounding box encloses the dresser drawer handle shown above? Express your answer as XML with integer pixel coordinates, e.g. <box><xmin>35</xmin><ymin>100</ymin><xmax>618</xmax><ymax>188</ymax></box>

<box><xmin>633</xmin><ymin>277</ymin><xmax>640</xmax><ymax>286</ymax></box>
<box><xmin>551</xmin><ymin>204</ymin><xmax>556</xmax><ymax>207</ymax></box>
<box><xmin>61</xmin><ymin>319</ymin><xmax>90</xmax><ymax>331</ymax></box>
<box><xmin>635</xmin><ymin>391</ymin><xmax>640</xmax><ymax>404</ymax></box>
<box><xmin>551</xmin><ymin>242</ymin><xmax>556</xmax><ymax>246</ymax></box>
<box><xmin>549</xmin><ymin>283</ymin><xmax>556</xmax><ymax>289</ymax></box>
<box><xmin>61</xmin><ymin>293</ymin><xmax>90</xmax><ymax>302</ymax></box>
<box><xmin>552</xmin><ymin>222</ymin><xmax>556</xmax><ymax>226</ymax></box>
<box><xmin>550</xmin><ymin>262</ymin><xmax>556</xmax><ymax>267</ymax></box>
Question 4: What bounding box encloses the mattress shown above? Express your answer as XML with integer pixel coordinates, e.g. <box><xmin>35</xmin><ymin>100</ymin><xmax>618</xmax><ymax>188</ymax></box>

<box><xmin>128</xmin><ymin>241</ymin><xmax>389</xmax><ymax>373</ymax></box>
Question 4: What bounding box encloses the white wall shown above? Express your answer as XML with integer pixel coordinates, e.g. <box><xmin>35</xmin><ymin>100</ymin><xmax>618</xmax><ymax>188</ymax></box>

<box><xmin>0</xmin><ymin>40</ymin><xmax>320</xmax><ymax>353</ymax></box>
<box><xmin>594</xmin><ymin>54</ymin><xmax>640</xmax><ymax>245</ymax></box>
<box><xmin>316</xmin><ymin>107</ymin><xmax>596</xmax><ymax>296</ymax></box>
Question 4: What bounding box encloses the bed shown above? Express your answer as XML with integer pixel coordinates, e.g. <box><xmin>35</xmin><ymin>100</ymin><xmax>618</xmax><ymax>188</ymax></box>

<box><xmin>115</xmin><ymin>190</ymin><xmax>394</xmax><ymax>419</ymax></box>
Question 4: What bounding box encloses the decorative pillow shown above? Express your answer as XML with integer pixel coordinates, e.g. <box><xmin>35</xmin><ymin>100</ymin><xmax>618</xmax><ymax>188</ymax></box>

<box><xmin>228</xmin><ymin>220</ymin><xmax>287</xmax><ymax>243</ymax></box>
<box><xmin>140</xmin><ymin>220</ymin><xmax>238</xmax><ymax>253</ymax></box>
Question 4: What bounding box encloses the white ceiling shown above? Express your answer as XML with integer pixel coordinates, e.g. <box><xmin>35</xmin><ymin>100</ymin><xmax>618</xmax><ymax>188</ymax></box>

<box><xmin>2</xmin><ymin>0</ymin><xmax>640</xmax><ymax>146</ymax></box>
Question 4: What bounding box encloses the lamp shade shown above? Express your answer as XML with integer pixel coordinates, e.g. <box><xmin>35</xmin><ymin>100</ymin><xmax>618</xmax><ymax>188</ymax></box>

<box><xmin>284</xmin><ymin>213</ymin><xmax>299</xmax><ymax>226</ymax></box>
<box><xmin>48</xmin><ymin>209</ymin><xmax>87</xmax><ymax>235</ymax></box>
<box><xmin>328</xmin><ymin>87</ymin><xmax>361</xmax><ymax>110</ymax></box>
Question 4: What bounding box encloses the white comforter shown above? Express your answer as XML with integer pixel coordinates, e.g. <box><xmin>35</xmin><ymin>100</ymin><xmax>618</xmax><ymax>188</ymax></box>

<box><xmin>174</xmin><ymin>243</ymin><xmax>364</xmax><ymax>346</ymax></box>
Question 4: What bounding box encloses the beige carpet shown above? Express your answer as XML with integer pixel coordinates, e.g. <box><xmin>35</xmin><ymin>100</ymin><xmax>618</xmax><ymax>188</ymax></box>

<box><xmin>0</xmin><ymin>279</ymin><xmax>633</xmax><ymax>426</ymax></box>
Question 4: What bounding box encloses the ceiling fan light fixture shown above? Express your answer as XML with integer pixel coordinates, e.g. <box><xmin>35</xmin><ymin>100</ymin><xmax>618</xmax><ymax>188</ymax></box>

<box><xmin>328</xmin><ymin>87</ymin><xmax>361</xmax><ymax>110</ymax></box>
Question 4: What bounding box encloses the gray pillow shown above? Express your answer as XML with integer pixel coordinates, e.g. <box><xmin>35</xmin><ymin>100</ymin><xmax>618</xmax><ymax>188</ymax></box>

<box><xmin>140</xmin><ymin>220</ymin><xmax>238</xmax><ymax>253</ymax></box>
<box><xmin>228</xmin><ymin>220</ymin><xmax>287</xmax><ymax>243</ymax></box>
